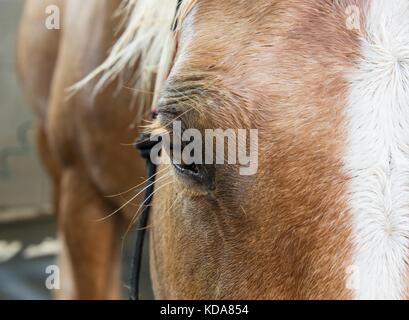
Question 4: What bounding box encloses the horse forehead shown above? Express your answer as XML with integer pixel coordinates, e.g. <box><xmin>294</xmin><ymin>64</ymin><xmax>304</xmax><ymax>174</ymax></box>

<box><xmin>187</xmin><ymin>0</ymin><xmax>363</xmax><ymax>38</ymax></box>
<box><xmin>180</xmin><ymin>0</ymin><xmax>363</xmax><ymax>71</ymax></box>
<box><xmin>174</xmin><ymin>0</ymin><xmax>363</xmax><ymax>115</ymax></box>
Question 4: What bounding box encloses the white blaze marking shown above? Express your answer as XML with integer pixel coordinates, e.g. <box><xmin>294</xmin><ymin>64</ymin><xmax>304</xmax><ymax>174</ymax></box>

<box><xmin>345</xmin><ymin>0</ymin><xmax>409</xmax><ymax>299</ymax></box>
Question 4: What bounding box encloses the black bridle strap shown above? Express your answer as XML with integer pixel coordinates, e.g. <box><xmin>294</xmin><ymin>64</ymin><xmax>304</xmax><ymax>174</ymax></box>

<box><xmin>130</xmin><ymin>133</ymin><xmax>159</xmax><ymax>300</ymax></box>
<box><xmin>130</xmin><ymin>1</ymin><xmax>182</xmax><ymax>301</ymax></box>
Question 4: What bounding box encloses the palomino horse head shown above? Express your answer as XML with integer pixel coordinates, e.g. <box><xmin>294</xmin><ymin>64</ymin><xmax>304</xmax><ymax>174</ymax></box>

<box><xmin>146</xmin><ymin>0</ymin><xmax>409</xmax><ymax>300</ymax></box>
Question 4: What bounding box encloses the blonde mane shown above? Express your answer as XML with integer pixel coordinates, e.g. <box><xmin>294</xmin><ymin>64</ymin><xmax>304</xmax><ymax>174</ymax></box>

<box><xmin>67</xmin><ymin>0</ymin><xmax>169</xmax><ymax>110</ymax></box>
<box><xmin>174</xmin><ymin>0</ymin><xmax>197</xmax><ymax>30</ymax></box>
<box><xmin>70</xmin><ymin>0</ymin><xmax>198</xmax><ymax>110</ymax></box>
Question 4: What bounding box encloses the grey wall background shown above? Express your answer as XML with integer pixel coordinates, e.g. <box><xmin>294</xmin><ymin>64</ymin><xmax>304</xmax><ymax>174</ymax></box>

<box><xmin>0</xmin><ymin>0</ymin><xmax>56</xmax><ymax>300</ymax></box>
<box><xmin>0</xmin><ymin>0</ymin><xmax>51</xmax><ymax>210</ymax></box>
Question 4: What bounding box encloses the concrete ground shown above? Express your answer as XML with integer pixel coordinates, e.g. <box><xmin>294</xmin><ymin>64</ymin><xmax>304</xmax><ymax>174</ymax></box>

<box><xmin>0</xmin><ymin>212</ymin><xmax>153</xmax><ymax>300</ymax></box>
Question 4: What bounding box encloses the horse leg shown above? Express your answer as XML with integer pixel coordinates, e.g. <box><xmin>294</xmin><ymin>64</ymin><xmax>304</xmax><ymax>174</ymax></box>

<box><xmin>36</xmin><ymin>126</ymin><xmax>62</xmax><ymax>214</ymax></box>
<box><xmin>58</xmin><ymin>167</ymin><xmax>122</xmax><ymax>300</ymax></box>
<box><xmin>36</xmin><ymin>126</ymin><xmax>73</xmax><ymax>299</ymax></box>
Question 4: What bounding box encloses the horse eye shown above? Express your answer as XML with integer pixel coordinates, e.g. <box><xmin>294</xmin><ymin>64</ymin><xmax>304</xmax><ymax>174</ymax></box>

<box><xmin>172</xmin><ymin>162</ymin><xmax>199</xmax><ymax>176</ymax></box>
<box><xmin>171</xmin><ymin>145</ymin><xmax>200</xmax><ymax>177</ymax></box>
<box><xmin>172</xmin><ymin>161</ymin><xmax>215</xmax><ymax>191</ymax></box>
<box><xmin>168</xmin><ymin>144</ymin><xmax>215</xmax><ymax>190</ymax></box>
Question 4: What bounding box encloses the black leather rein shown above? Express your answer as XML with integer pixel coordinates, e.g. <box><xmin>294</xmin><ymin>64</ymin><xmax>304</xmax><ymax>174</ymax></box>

<box><xmin>130</xmin><ymin>130</ymin><xmax>159</xmax><ymax>300</ymax></box>
<box><xmin>130</xmin><ymin>0</ymin><xmax>183</xmax><ymax>300</ymax></box>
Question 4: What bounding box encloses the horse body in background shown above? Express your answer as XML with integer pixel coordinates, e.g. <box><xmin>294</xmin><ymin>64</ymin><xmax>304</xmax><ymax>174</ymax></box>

<box><xmin>18</xmin><ymin>0</ymin><xmax>409</xmax><ymax>300</ymax></box>
<box><xmin>17</xmin><ymin>0</ymin><xmax>173</xmax><ymax>299</ymax></box>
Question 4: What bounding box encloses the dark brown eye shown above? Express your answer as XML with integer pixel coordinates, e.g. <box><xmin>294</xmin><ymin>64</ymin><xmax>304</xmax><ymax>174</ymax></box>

<box><xmin>171</xmin><ymin>144</ymin><xmax>200</xmax><ymax>176</ymax></box>
<box><xmin>173</xmin><ymin>161</ymin><xmax>199</xmax><ymax>175</ymax></box>
<box><xmin>168</xmin><ymin>140</ymin><xmax>216</xmax><ymax>191</ymax></box>
<box><xmin>172</xmin><ymin>159</ymin><xmax>216</xmax><ymax>191</ymax></box>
